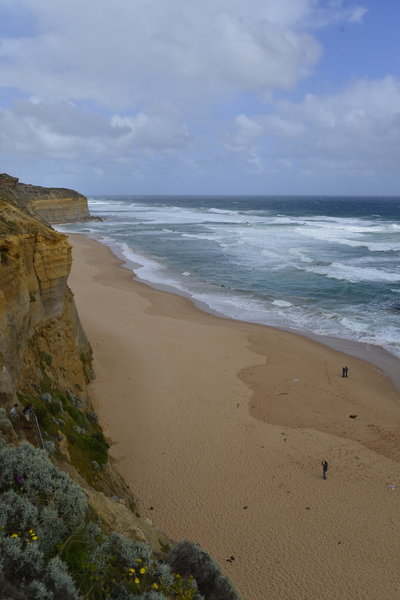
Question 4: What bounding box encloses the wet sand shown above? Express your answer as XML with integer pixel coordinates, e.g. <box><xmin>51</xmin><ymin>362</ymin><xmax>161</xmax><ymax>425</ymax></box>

<box><xmin>69</xmin><ymin>233</ymin><xmax>400</xmax><ymax>600</ymax></box>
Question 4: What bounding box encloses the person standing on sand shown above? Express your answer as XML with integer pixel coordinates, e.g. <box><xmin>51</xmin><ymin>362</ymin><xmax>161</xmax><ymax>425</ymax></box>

<box><xmin>322</xmin><ymin>460</ymin><xmax>328</xmax><ymax>479</ymax></box>
<box><xmin>342</xmin><ymin>366</ymin><xmax>349</xmax><ymax>377</ymax></box>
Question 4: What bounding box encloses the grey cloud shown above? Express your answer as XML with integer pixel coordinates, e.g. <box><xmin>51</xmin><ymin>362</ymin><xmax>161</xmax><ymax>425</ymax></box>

<box><xmin>0</xmin><ymin>99</ymin><xmax>194</xmax><ymax>160</ymax></box>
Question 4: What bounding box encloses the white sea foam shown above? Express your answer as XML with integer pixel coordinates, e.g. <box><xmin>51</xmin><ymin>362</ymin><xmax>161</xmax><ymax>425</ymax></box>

<box><xmin>307</xmin><ymin>262</ymin><xmax>400</xmax><ymax>283</ymax></box>
<box><xmin>272</xmin><ymin>299</ymin><xmax>293</xmax><ymax>307</ymax></box>
<box><xmin>74</xmin><ymin>196</ymin><xmax>400</xmax><ymax>359</ymax></box>
<box><xmin>209</xmin><ymin>208</ymin><xmax>238</xmax><ymax>215</ymax></box>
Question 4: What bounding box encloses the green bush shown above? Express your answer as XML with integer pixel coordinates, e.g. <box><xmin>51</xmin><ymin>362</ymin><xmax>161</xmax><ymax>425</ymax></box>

<box><xmin>64</xmin><ymin>403</ymin><xmax>88</xmax><ymax>428</ymax></box>
<box><xmin>80</xmin><ymin>432</ymin><xmax>110</xmax><ymax>465</ymax></box>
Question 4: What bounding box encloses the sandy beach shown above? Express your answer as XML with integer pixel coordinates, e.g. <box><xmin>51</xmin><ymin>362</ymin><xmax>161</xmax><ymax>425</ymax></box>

<box><xmin>69</xmin><ymin>233</ymin><xmax>400</xmax><ymax>600</ymax></box>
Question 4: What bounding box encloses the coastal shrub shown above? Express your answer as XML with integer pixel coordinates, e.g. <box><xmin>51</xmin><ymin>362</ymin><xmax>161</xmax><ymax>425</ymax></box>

<box><xmin>0</xmin><ymin>439</ymin><xmax>234</xmax><ymax>600</ymax></box>
<box><xmin>75</xmin><ymin>533</ymin><xmax>200</xmax><ymax>600</ymax></box>
<box><xmin>80</xmin><ymin>431</ymin><xmax>110</xmax><ymax>465</ymax></box>
<box><xmin>0</xmin><ymin>407</ymin><xmax>12</xmax><ymax>433</ymax></box>
<box><xmin>44</xmin><ymin>441</ymin><xmax>56</xmax><ymax>454</ymax></box>
<box><xmin>32</xmin><ymin>404</ymin><xmax>58</xmax><ymax>435</ymax></box>
<box><xmin>152</xmin><ymin>562</ymin><xmax>174</xmax><ymax>587</ymax></box>
<box><xmin>93</xmin><ymin>532</ymin><xmax>153</xmax><ymax>568</ymax></box>
<box><xmin>167</xmin><ymin>541</ymin><xmax>242</xmax><ymax>600</ymax></box>
<box><xmin>0</xmin><ymin>537</ymin><xmax>81</xmax><ymax>600</ymax></box>
<box><xmin>0</xmin><ymin>477</ymin><xmax>74</xmax><ymax>556</ymax></box>
<box><xmin>72</xmin><ymin>425</ymin><xmax>86</xmax><ymax>434</ymax></box>
<box><xmin>86</xmin><ymin>411</ymin><xmax>99</xmax><ymax>424</ymax></box>
<box><xmin>0</xmin><ymin>489</ymin><xmax>38</xmax><ymax>532</ymax></box>
<box><xmin>47</xmin><ymin>401</ymin><xmax>62</xmax><ymax>416</ymax></box>
<box><xmin>66</xmin><ymin>390</ymin><xmax>77</xmax><ymax>403</ymax></box>
<box><xmin>64</xmin><ymin>402</ymin><xmax>88</xmax><ymax>428</ymax></box>
<box><xmin>0</xmin><ymin>441</ymin><xmax>88</xmax><ymax>531</ymax></box>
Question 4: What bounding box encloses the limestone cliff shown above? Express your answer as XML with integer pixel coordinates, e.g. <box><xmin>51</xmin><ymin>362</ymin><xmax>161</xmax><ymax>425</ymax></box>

<box><xmin>0</xmin><ymin>181</ymin><xmax>92</xmax><ymax>404</ymax></box>
<box><xmin>0</xmin><ymin>179</ymin><xmax>173</xmax><ymax>554</ymax></box>
<box><xmin>0</xmin><ymin>173</ymin><xmax>90</xmax><ymax>223</ymax></box>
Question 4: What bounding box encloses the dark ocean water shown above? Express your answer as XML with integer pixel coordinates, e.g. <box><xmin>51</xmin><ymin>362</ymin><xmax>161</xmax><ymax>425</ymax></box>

<box><xmin>59</xmin><ymin>195</ymin><xmax>400</xmax><ymax>358</ymax></box>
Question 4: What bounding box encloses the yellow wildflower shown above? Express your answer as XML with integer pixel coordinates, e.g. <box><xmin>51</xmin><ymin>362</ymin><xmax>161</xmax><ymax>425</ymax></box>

<box><xmin>31</xmin><ymin>535</ymin><xmax>38</xmax><ymax>540</ymax></box>
<box><xmin>10</xmin><ymin>533</ymin><xmax>19</xmax><ymax>538</ymax></box>
<box><xmin>152</xmin><ymin>583</ymin><xmax>159</xmax><ymax>590</ymax></box>
<box><xmin>128</xmin><ymin>568</ymin><xmax>135</xmax><ymax>574</ymax></box>
<box><xmin>140</xmin><ymin>567</ymin><xmax>146</xmax><ymax>574</ymax></box>
<box><xmin>137</xmin><ymin>558</ymin><xmax>143</xmax><ymax>563</ymax></box>
<box><xmin>134</xmin><ymin>577</ymin><xmax>140</xmax><ymax>584</ymax></box>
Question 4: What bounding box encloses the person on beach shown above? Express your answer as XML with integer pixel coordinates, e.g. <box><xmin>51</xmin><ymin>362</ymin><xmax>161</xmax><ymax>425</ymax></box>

<box><xmin>342</xmin><ymin>366</ymin><xmax>349</xmax><ymax>377</ymax></box>
<box><xmin>322</xmin><ymin>460</ymin><xmax>328</xmax><ymax>479</ymax></box>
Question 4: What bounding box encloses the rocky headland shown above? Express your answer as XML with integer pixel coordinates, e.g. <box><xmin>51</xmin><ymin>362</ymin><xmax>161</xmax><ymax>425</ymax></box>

<box><xmin>0</xmin><ymin>173</ymin><xmax>90</xmax><ymax>223</ymax></box>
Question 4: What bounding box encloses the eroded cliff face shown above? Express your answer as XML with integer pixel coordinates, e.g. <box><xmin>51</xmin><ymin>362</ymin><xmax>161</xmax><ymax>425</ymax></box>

<box><xmin>0</xmin><ymin>184</ymin><xmax>92</xmax><ymax>404</ymax></box>
<box><xmin>0</xmin><ymin>179</ymin><xmax>175</xmax><ymax>555</ymax></box>
<box><xmin>0</xmin><ymin>173</ymin><xmax>90</xmax><ymax>223</ymax></box>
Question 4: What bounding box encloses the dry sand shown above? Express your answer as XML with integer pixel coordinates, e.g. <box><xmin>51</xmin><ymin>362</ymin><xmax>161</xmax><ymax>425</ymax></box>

<box><xmin>69</xmin><ymin>233</ymin><xmax>400</xmax><ymax>600</ymax></box>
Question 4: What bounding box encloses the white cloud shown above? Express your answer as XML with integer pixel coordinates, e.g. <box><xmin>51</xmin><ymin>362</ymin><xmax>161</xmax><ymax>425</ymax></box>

<box><xmin>0</xmin><ymin>99</ymin><xmax>194</xmax><ymax>161</ymax></box>
<box><xmin>0</xmin><ymin>0</ymin><xmax>389</xmax><ymax>193</ymax></box>
<box><xmin>0</xmin><ymin>0</ymin><xmax>324</xmax><ymax>110</ymax></box>
<box><xmin>225</xmin><ymin>76</ymin><xmax>400</xmax><ymax>174</ymax></box>
<box><xmin>111</xmin><ymin>111</ymin><xmax>194</xmax><ymax>149</ymax></box>
<box><xmin>224</xmin><ymin>114</ymin><xmax>264</xmax><ymax>152</ymax></box>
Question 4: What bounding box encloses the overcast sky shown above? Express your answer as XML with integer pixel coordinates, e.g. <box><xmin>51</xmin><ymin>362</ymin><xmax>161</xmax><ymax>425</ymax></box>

<box><xmin>0</xmin><ymin>0</ymin><xmax>399</xmax><ymax>195</ymax></box>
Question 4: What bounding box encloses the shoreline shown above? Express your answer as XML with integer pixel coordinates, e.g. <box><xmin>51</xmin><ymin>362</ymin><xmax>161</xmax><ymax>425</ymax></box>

<box><xmin>68</xmin><ymin>232</ymin><xmax>400</xmax><ymax>600</ymax></box>
<box><xmin>85</xmin><ymin>232</ymin><xmax>400</xmax><ymax>392</ymax></box>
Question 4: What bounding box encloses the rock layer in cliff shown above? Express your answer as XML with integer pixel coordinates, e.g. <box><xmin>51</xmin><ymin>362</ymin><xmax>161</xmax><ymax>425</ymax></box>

<box><xmin>0</xmin><ymin>173</ymin><xmax>90</xmax><ymax>223</ymax></box>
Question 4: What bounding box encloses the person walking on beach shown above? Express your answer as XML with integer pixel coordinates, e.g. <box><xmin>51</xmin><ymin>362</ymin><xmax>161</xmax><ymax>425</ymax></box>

<box><xmin>342</xmin><ymin>366</ymin><xmax>349</xmax><ymax>377</ymax></box>
<box><xmin>322</xmin><ymin>460</ymin><xmax>328</xmax><ymax>480</ymax></box>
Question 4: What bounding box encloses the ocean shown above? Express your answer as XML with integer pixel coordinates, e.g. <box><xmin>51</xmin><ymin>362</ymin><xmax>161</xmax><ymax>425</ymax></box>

<box><xmin>59</xmin><ymin>195</ymin><xmax>400</xmax><ymax>360</ymax></box>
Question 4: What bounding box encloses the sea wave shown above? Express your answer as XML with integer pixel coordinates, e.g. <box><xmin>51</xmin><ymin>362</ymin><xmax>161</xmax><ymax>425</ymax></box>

<box><xmin>306</xmin><ymin>262</ymin><xmax>400</xmax><ymax>283</ymax></box>
<box><xmin>69</xmin><ymin>195</ymin><xmax>400</xmax><ymax>358</ymax></box>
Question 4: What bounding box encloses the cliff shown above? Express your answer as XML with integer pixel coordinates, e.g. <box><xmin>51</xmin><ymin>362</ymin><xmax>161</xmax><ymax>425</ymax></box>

<box><xmin>0</xmin><ymin>177</ymin><xmax>178</xmax><ymax>547</ymax></box>
<box><xmin>0</xmin><ymin>173</ymin><xmax>90</xmax><ymax>223</ymax></box>
<box><xmin>0</xmin><ymin>180</ymin><xmax>167</xmax><ymax>548</ymax></box>
<box><xmin>0</xmin><ymin>182</ymin><xmax>93</xmax><ymax>404</ymax></box>
<box><xmin>0</xmin><ymin>177</ymin><xmax>242</xmax><ymax>600</ymax></box>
